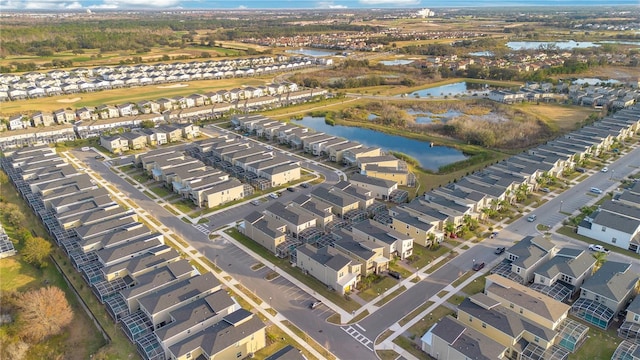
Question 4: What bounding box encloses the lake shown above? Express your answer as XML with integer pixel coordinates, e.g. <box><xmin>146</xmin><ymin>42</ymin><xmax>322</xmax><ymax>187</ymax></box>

<box><xmin>284</xmin><ymin>48</ymin><xmax>336</xmax><ymax>57</ymax></box>
<box><xmin>407</xmin><ymin>109</ymin><xmax>463</xmax><ymax>124</ymax></box>
<box><xmin>506</xmin><ymin>40</ymin><xmax>599</xmax><ymax>50</ymax></box>
<box><xmin>572</xmin><ymin>78</ymin><xmax>621</xmax><ymax>85</ymax></box>
<box><xmin>401</xmin><ymin>82</ymin><xmax>493</xmax><ymax>98</ymax></box>
<box><xmin>379</xmin><ymin>60</ymin><xmax>414</xmax><ymax>66</ymax></box>
<box><xmin>294</xmin><ymin>117</ymin><xmax>468</xmax><ymax>171</ymax></box>
<box><xmin>469</xmin><ymin>51</ymin><xmax>494</xmax><ymax>57</ymax></box>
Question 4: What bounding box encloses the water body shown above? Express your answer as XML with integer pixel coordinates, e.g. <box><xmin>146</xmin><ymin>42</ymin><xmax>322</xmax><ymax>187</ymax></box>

<box><xmin>407</xmin><ymin>110</ymin><xmax>463</xmax><ymax>124</ymax></box>
<box><xmin>294</xmin><ymin>117</ymin><xmax>468</xmax><ymax>171</ymax></box>
<box><xmin>402</xmin><ymin>81</ymin><xmax>493</xmax><ymax>98</ymax></box>
<box><xmin>379</xmin><ymin>60</ymin><xmax>414</xmax><ymax>66</ymax></box>
<box><xmin>469</xmin><ymin>51</ymin><xmax>495</xmax><ymax>57</ymax></box>
<box><xmin>284</xmin><ymin>48</ymin><xmax>336</xmax><ymax>57</ymax></box>
<box><xmin>572</xmin><ymin>78</ymin><xmax>621</xmax><ymax>85</ymax></box>
<box><xmin>506</xmin><ymin>40</ymin><xmax>599</xmax><ymax>50</ymax></box>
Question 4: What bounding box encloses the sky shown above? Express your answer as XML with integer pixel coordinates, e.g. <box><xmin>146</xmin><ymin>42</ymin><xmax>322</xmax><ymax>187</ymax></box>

<box><xmin>0</xmin><ymin>0</ymin><xmax>637</xmax><ymax>10</ymax></box>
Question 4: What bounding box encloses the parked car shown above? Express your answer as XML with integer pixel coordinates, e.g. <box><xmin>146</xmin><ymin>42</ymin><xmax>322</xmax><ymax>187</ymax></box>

<box><xmin>495</xmin><ymin>247</ymin><xmax>506</xmax><ymax>255</ymax></box>
<box><xmin>300</xmin><ymin>183</ymin><xmax>310</xmax><ymax>188</ymax></box>
<box><xmin>250</xmin><ymin>200</ymin><xmax>261</xmax><ymax>206</ymax></box>
<box><xmin>590</xmin><ymin>187</ymin><xmax>603</xmax><ymax>194</ymax></box>
<box><xmin>540</xmin><ymin>187</ymin><xmax>551</xmax><ymax>193</ymax></box>
<box><xmin>388</xmin><ymin>270</ymin><xmax>402</xmax><ymax>280</ymax></box>
<box><xmin>588</xmin><ymin>244</ymin><xmax>610</xmax><ymax>253</ymax></box>
<box><xmin>472</xmin><ymin>262</ymin><xmax>485</xmax><ymax>271</ymax></box>
<box><xmin>94</xmin><ymin>155</ymin><xmax>105</xmax><ymax>160</ymax></box>
<box><xmin>309</xmin><ymin>300</ymin><xmax>322</xmax><ymax>309</ymax></box>
<box><xmin>269</xmin><ymin>193</ymin><xmax>278</xmax><ymax>199</ymax></box>
<box><xmin>81</xmin><ymin>146</ymin><xmax>90</xmax><ymax>151</ymax></box>
<box><xmin>286</xmin><ymin>187</ymin><xmax>295</xmax><ymax>192</ymax></box>
<box><xmin>575</xmin><ymin>167</ymin><xmax>586</xmax><ymax>173</ymax></box>
<box><xmin>601</xmin><ymin>167</ymin><xmax>609</xmax><ymax>173</ymax></box>
<box><xmin>527</xmin><ymin>214</ymin><xmax>537</xmax><ymax>222</ymax></box>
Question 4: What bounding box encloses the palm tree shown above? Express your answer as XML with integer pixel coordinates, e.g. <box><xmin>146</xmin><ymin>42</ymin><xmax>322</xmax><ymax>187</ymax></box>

<box><xmin>592</xmin><ymin>252</ymin><xmax>607</xmax><ymax>274</ymax></box>
<box><xmin>444</xmin><ymin>222</ymin><xmax>456</xmax><ymax>237</ymax></box>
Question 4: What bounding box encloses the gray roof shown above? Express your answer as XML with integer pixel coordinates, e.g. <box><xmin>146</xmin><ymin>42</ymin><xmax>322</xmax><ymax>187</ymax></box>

<box><xmin>333</xmin><ymin>230</ymin><xmax>377</xmax><ymax>261</ymax></box>
<box><xmin>460</xmin><ymin>295</ymin><xmax>556</xmax><ymax>341</ymax></box>
<box><xmin>96</xmin><ymin>235</ymin><xmax>163</xmax><ymax>265</ymax></box>
<box><xmin>582</xmin><ymin>261</ymin><xmax>638</xmax><ymax>303</ymax></box>
<box><xmin>265</xmin><ymin>202</ymin><xmax>314</xmax><ymax>227</ymax></box>
<box><xmin>265</xmin><ymin>345</ymin><xmax>306</xmax><ymax>360</ymax></box>
<box><xmin>591</xmin><ymin>210</ymin><xmax>640</xmax><ymax>234</ymax></box>
<box><xmin>33</xmin><ymin>173</ymin><xmax>94</xmax><ymax>194</ymax></box>
<box><xmin>79</xmin><ymin>223</ymin><xmax>150</xmax><ymax>250</ymax></box>
<box><xmin>535</xmin><ymin>248</ymin><xmax>596</xmax><ymax>279</ymax></box>
<box><xmin>601</xmin><ymin>201</ymin><xmax>640</xmax><ymax>221</ymax></box>
<box><xmin>431</xmin><ymin>316</ymin><xmax>506</xmax><ymax>360</ymax></box>
<box><xmin>261</xmin><ymin>162</ymin><xmax>300</xmax><ymax>175</ymax></box>
<box><xmin>296</xmin><ymin>245</ymin><xmax>351</xmax><ymax>271</ymax></box>
<box><xmin>137</xmin><ymin>273</ymin><xmax>220</xmax><ymax>316</ymax></box>
<box><xmin>627</xmin><ymin>296</ymin><xmax>640</xmax><ymax>316</ymax></box>
<box><xmin>202</xmin><ymin>178</ymin><xmax>243</xmax><ymax>196</ymax></box>
<box><xmin>168</xmin><ymin>309</ymin><xmax>265</xmax><ymax>359</ymax></box>
<box><xmin>103</xmin><ymin>247</ymin><xmax>181</xmax><ymax>279</ymax></box>
<box><xmin>154</xmin><ymin>289</ymin><xmax>236</xmax><ymax>342</ymax></box>
<box><xmin>48</xmin><ymin>187</ymin><xmax>110</xmax><ymax>211</ymax></box>
<box><xmin>74</xmin><ymin>216</ymin><xmax>138</xmax><ymax>240</ymax></box>
<box><xmin>392</xmin><ymin>209</ymin><xmax>435</xmax><ymax>232</ymax></box>
<box><xmin>311</xmin><ymin>186</ymin><xmax>358</xmax><ymax>208</ymax></box>
<box><xmin>55</xmin><ymin>198</ymin><xmax>117</xmax><ymax>221</ymax></box>
<box><xmin>352</xmin><ymin>219</ymin><xmax>410</xmax><ymax>245</ymax></box>
<box><xmin>507</xmin><ymin>236</ymin><xmax>555</xmax><ymax>269</ymax></box>
<box><xmin>120</xmin><ymin>259</ymin><xmax>193</xmax><ymax>301</ymax></box>
<box><xmin>252</xmin><ymin>217</ymin><xmax>286</xmax><ymax>239</ymax></box>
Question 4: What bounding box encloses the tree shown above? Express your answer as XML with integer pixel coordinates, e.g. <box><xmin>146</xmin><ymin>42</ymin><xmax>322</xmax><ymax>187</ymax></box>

<box><xmin>444</xmin><ymin>222</ymin><xmax>456</xmax><ymax>237</ymax></box>
<box><xmin>0</xmin><ymin>169</ymin><xmax>8</xmax><ymax>184</ymax></box>
<box><xmin>22</xmin><ymin>236</ymin><xmax>51</xmax><ymax>268</ymax></box>
<box><xmin>591</xmin><ymin>252</ymin><xmax>607</xmax><ymax>274</ymax></box>
<box><xmin>16</xmin><ymin>286</ymin><xmax>73</xmax><ymax>342</ymax></box>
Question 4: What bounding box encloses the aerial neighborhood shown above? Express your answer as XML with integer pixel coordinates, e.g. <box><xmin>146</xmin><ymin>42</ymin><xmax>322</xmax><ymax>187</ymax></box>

<box><xmin>1</xmin><ymin>6</ymin><xmax>640</xmax><ymax>360</ymax></box>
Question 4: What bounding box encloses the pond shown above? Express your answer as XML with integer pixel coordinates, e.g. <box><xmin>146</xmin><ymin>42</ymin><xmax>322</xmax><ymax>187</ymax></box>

<box><xmin>400</xmin><ymin>81</ymin><xmax>495</xmax><ymax>98</ymax></box>
<box><xmin>379</xmin><ymin>60</ymin><xmax>414</xmax><ymax>66</ymax></box>
<box><xmin>407</xmin><ymin>109</ymin><xmax>463</xmax><ymax>124</ymax></box>
<box><xmin>469</xmin><ymin>51</ymin><xmax>494</xmax><ymax>57</ymax></box>
<box><xmin>572</xmin><ymin>78</ymin><xmax>621</xmax><ymax>85</ymax></box>
<box><xmin>284</xmin><ymin>48</ymin><xmax>336</xmax><ymax>57</ymax></box>
<box><xmin>506</xmin><ymin>40</ymin><xmax>599</xmax><ymax>50</ymax></box>
<box><xmin>294</xmin><ymin>117</ymin><xmax>468</xmax><ymax>171</ymax></box>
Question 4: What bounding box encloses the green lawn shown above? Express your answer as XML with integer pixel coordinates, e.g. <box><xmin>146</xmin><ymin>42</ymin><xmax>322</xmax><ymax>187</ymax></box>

<box><xmin>358</xmin><ymin>277</ymin><xmax>399</xmax><ymax>302</ymax></box>
<box><xmin>451</xmin><ymin>271</ymin><xmax>473</xmax><ymax>288</ymax></box>
<box><xmin>557</xmin><ymin>226</ymin><xmax>640</xmax><ymax>260</ymax></box>
<box><xmin>447</xmin><ymin>293</ymin><xmax>467</xmax><ymax>306</ymax></box>
<box><xmin>461</xmin><ymin>275</ymin><xmax>487</xmax><ymax>295</ymax></box>
<box><xmin>376</xmin><ymin>350</ymin><xmax>400</xmax><ymax>360</ymax></box>
<box><xmin>392</xmin><ymin>336</ymin><xmax>429</xmax><ymax>360</ymax></box>
<box><xmin>149</xmin><ymin>185</ymin><xmax>173</xmax><ymax>198</ymax></box>
<box><xmin>399</xmin><ymin>301</ymin><xmax>434</xmax><ymax>327</ymax></box>
<box><xmin>375</xmin><ymin>286</ymin><xmax>407</xmax><ymax>307</ymax></box>
<box><xmin>408</xmin><ymin>306</ymin><xmax>455</xmax><ymax>338</ymax></box>
<box><xmin>569</xmin><ymin>318</ymin><xmax>620</xmax><ymax>360</ymax></box>
<box><xmin>407</xmin><ymin>244</ymin><xmax>450</xmax><ymax>270</ymax></box>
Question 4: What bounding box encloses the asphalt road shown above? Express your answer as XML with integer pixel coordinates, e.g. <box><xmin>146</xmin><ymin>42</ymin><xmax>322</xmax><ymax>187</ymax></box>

<box><xmin>75</xmin><ymin>149</ymin><xmax>372</xmax><ymax>360</ymax></box>
<box><xmin>356</xmin><ymin>144</ymin><xmax>640</xmax><ymax>340</ymax></box>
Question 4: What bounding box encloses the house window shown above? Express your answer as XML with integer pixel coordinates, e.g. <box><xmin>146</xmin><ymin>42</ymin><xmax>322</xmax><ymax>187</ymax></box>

<box><xmin>482</xmin><ymin>322</ymin><xmax>486</xmax><ymax>328</ymax></box>
<box><xmin>602</xmin><ymin>226</ymin><xmax>607</xmax><ymax>232</ymax></box>
<box><xmin>510</xmin><ymin>303</ymin><xmax>514</xmax><ymax>309</ymax></box>
<box><xmin>634</xmin><ymin>314</ymin><xmax>639</xmax><ymax>322</ymax></box>
<box><xmin>520</xmin><ymin>308</ymin><xmax>524</xmax><ymax>314</ymax></box>
<box><xmin>469</xmin><ymin>316</ymin><xmax>472</xmax><ymax>322</ymax></box>
<box><xmin>534</xmin><ymin>336</ymin><xmax>539</xmax><ymax>343</ymax></box>
<box><xmin>237</xmin><ymin>352</ymin><xmax>242</xmax><ymax>358</ymax></box>
<box><xmin>186</xmin><ymin>353</ymin><xmax>191</xmax><ymax>359</ymax></box>
<box><xmin>612</xmin><ymin>237</ymin><xmax>617</xmax><ymax>243</ymax></box>
<box><xmin>516</xmin><ymin>267</ymin><xmax>521</xmax><ymax>273</ymax></box>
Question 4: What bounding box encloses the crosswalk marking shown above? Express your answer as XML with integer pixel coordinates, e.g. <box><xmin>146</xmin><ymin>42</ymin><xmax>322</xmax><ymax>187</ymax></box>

<box><xmin>193</xmin><ymin>224</ymin><xmax>211</xmax><ymax>235</ymax></box>
<box><xmin>342</xmin><ymin>326</ymin><xmax>374</xmax><ymax>350</ymax></box>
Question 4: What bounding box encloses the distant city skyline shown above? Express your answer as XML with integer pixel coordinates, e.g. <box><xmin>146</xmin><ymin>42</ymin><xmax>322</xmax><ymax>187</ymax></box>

<box><xmin>0</xmin><ymin>0</ymin><xmax>637</xmax><ymax>11</ymax></box>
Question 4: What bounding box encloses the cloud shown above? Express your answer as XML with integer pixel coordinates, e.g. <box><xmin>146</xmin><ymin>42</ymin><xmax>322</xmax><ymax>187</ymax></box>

<box><xmin>0</xmin><ymin>0</ymin><xmax>85</xmax><ymax>9</ymax></box>
<box><xmin>359</xmin><ymin>0</ymin><xmax>419</xmax><ymax>4</ymax></box>
<box><xmin>316</xmin><ymin>1</ymin><xmax>347</xmax><ymax>8</ymax></box>
<box><xmin>237</xmin><ymin>4</ymin><xmax>247</xmax><ymax>8</ymax></box>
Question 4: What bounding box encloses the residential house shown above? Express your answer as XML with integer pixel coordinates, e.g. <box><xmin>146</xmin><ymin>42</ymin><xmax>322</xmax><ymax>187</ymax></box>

<box><xmin>295</xmin><ymin>244</ymin><xmax>360</xmax><ymax>294</ymax></box>
<box><xmin>502</xmin><ymin>236</ymin><xmax>557</xmax><ymax>284</ymax></box>
<box><xmin>31</xmin><ymin>111</ymin><xmax>55</xmax><ymax>127</ymax></box>
<box><xmin>195</xmin><ymin>178</ymin><xmax>245</xmax><ymax>208</ymax></box>
<box><xmin>100</xmin><ymin>135</ymin><xmax>130</xmax><ymax>154</ymax></box>
<box><xmin>53</xmin><ymin>108</ymin><xmax>76</xmax><ymax>124</ymax></box>
<box><xmin>577</xmin><ymin>195</ymin><xmax>640</xmax><ymax>254</ymax></box>
<box><xmin>571</xmin><ymin>261</ymin><xmax>638</xmax><ymax>329</ymax></box>
<box><xmin>532</xmin><ymin>248</ymin><xmax>596</xmax><ymax>299</ymax></box>
<box><xmin>618</xmin><ymin>296</ymin><xmax>640</xmax><ymax>341</ymax></box>
<box><xmin>351</xmin><ymin>219</ymin><xmax>413</xmax><ymax>260</ymax></box>
<box><xmin>349</xmin><ymin>173</ymin><xmax>398</xmax><ymax>201</ymax></box>
<box><xmin>157</xmin><ymin>125</ymin><xmax>183</xmax><ymax>143</ymax></box>
<box><xmin>241</xmin><ymin>211</ymin><xmax>288</xmax><ymax>255</ymax></box>
<box><xmin>331</xmin><ymin>229</ymin><xmax>389</xmax><ymax>276</ymax></box>
<box><xmin>264</xmin><ymin>202</ymin><xmax>316</xmax><ymax>238</ymax></box>
<box><xmin>120</xmin><ymin>131</ymin><xmax>148</xmax><ymax>150</ymax></box>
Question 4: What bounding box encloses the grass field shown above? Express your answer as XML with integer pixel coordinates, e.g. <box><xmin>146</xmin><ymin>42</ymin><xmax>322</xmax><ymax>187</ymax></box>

<box><xmin>0</xmin><ymin>77</ymin><xmax>271</xmax><ymax>116</ymax></box>
<box><xmin>512</xmin><ymin>103</ymin><xmax>598</xmax><ymax>133</ymax></box>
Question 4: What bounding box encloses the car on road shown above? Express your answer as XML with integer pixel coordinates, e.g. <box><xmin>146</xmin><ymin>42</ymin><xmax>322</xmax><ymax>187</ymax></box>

<box><xmin>250</xmin><ymin>200</ymin><xmax>261</xmax><ymax>206</ymax></box>
<box><xmin>94</xmin><ymin>155</ymin><xmax>105</xmax><ymax>160</ymax></box>
<box><xmin>540</xmin><ymin>187</ymin><xmax>551</xmax><ymax>193</ymax></box>
<box><xmin>527</xmin><ymin>214</ymin><xmax>537</xmax><ymax>222</ymax></box>
<box><xmin>286</xmin><ymin>187</ymin><xmax>295</xmax><ymax>192</ymax></box>
<box><xmin>495</xmin><ymin>247</ymin><xmax>506</xmax><ymax>255</ymax></box>
<box><xmin>81</xmin><ymin>146</ymin><xmax>90</xmax><ymax>151</ymax></box>
<box><xmin>601</xmin><ymin>167</ymin><xmax>609</xmax><ymax>173</ymax></box>
<box><xmin>300</xmin><ymin>183</ymin><xmax>310</xmax><ymax>188</ymax></box>
<box><xmin>388</xmin><ymin>270</ymin><xmax>402</xmax><ymax>280</ymax></box>
<box><xmin>589</xmin><ymin>244</ymin><xmax>610</xmax><ymax>253</ymax></box>
<box><xmin>269</xmin><ymin>193</ymin><xmax>278</xmax><ymax>199</ymax></box>
<box><xmin>309</xmin><ymin>300</ymin><xmax>322</xmax><ymax>309</ymax></box>
<box><xmin>590</xmin><ymin>187</ymin><xmax>603</xmax><ymax>194</ymax></box>
<box><xmin>472</xmin><ymin>262</ymin><xmax>485</xmax><ymax>271</ymax></box>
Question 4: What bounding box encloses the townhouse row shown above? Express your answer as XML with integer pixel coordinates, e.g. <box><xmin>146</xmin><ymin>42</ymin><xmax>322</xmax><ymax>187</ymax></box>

<box><xmin>0</xmin><ymin>88</ymin><xmax>328</xmax><ymax>150</ymax></box>
<box><xmin>133</xmin><ymin>136</ymin><xmax>301</xmax><ymax>208</ymax></box>
<box><xmin>0</xmin><ymin>55</ymin><xmax>321</xmax><ymax>102</ymax></box>
<box><xmin>233</xmin><ymin>114</ymin><xmax>416</xmax><ymax>187</ymax></box>
<box><xmin>423</xmin><ymin>236</ymin><xmax>639</xmax><ymax>360</ymax></box>
<box><xmin>100</xmin><ymin>123</ymin><xmax>200</xmax><ymax>154</ymax></box>
<box><xmin>0</xmin><ymin>144</ymin><xmax>275</xmax><ymax>360</ymax></box>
